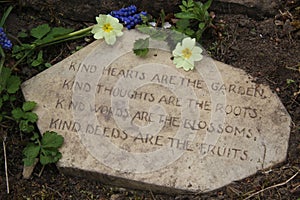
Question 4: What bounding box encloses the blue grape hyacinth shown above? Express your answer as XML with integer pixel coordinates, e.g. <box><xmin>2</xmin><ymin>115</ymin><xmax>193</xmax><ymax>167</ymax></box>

<box><xmin>110</xmin><ymin>5</ymin><xmax>147</xmax><ymax>29</ymax></box>
<box><xmin>0</xmin><ymin>27</ymin><xmax>12</xmax><ymax>50</ymax></box>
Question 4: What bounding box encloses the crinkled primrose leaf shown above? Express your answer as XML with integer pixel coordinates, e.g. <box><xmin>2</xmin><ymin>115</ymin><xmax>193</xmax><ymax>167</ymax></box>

<box><xmin>133</xmin><ymin>38</ymin><xmax>149</xmax><ymax>57</ymax></box>
<box><xmin>40</xmin><ymin>131</ymin><xmax>64</xmax><ymax>165</ymax></box>
<box><xmin>23</xmin><ymin>143</ymin><xmax>40</xmax><ymax>166</ymax></box>
<box><xmin>41</xmin><ymin>131</ymin><xmax>64</xmax><ymax>149</ymax></box>
<box><xmin>0</xmin><ymin>67</ymin><xmax>21</xmax><ymax>94</ymax></box>
<box><xmin>12</xmin><ymin>101</ymin><xmax>38</xmax><ymax>133</ymax></box>
<box><xmin>22</xmin><ymin>101</ymin><xmax>37</xmax><ymax>112</ymax></box>
<box><xmin>30</xmin><ymin>24</ymin><xmax>51</xmax><ymax>40</ymax></box>
<box><xmin>22</xmin><ymin>131</ymin><xmax>64</xmax><ymax>166</ymax></box>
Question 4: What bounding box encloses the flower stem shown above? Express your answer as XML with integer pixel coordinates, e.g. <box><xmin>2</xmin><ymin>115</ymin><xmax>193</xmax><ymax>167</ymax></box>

<box><xmin>12</xmin><ymin>49</ymin><xmax>32</xmax><ymax>71</ymax></box>
<box><xmin>0</xmin><ymin>47</ymin><xmax>5</xmax><ymax>75</ymax></box>
<box><xmin>13</xmin><ymin>25</ymin><xmax>94</xmax><ymax>69</ymax></box>
<box><xmin>36</xmin><ymin>25</ymin><xmax>94</xmax><ymax>48</ymax></box>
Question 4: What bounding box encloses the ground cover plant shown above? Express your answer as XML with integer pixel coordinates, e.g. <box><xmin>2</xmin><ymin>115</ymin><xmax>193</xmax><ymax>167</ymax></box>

<box><xmin>0</xmin><ymin>0</ymin><xmax>299</xmax><ymax>199</ymax></box>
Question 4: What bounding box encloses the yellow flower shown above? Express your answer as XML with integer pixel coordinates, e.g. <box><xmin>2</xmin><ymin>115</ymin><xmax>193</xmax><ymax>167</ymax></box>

<box><xmin>91</xmin><ymin>14</ymin><xmax>123</xmax><ymax>45</ymax></box>
<box><xmin>172</xmin><ymin>37</ymin><xmax>203</xmax><ymax>71</ymax></box>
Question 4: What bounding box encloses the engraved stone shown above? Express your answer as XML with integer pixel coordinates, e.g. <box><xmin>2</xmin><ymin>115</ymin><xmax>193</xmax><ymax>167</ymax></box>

<box><xmin>21</xmin><ymin>30</ymin><xmax>290</xmax><ymax>193</ymax></box>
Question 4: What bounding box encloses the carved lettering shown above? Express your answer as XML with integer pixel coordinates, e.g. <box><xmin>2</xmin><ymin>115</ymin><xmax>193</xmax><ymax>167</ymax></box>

<box><xmin>102</xmin><ymin>67</ymin><xmax>145</xmax><ymax>80</ymax></box>
<box><xmin>158</xmin><ymin>95</ymin><xmax>182</xmax><ymax>107</ymax></box>
<box><xmin>131</xmin><ymin>111</ymin><xmax>154</xmax><ymax>122</ymax></box>
<box><xmin>211</xmin><ymin>82</ymin><xmax>265</xmax><ymax>99</ymax></box>
<box><xmin>69</xmin><ymin>61</ymin><xmax>97</xmax><ymax>73</ymax></box>
<box><xmin>62</xmin><ymin>79</ymin><xmax>91</xmax><ymax>92</ymax></box>
<box><xmin>49</xmin><ymin>118</ymin><xmax>81</xmax><ymax>132</ymax></box>
<box><xmin>133</xmin><ymin>133</ymin><xmax>163</xmax><ymax>146</ymax></box>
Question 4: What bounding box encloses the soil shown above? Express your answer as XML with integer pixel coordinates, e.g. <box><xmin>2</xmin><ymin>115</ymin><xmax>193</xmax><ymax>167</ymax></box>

<box><xmin>0</xmin><ymin>1</ymin><xmax>299</xmax><ymax>199</ymax></box>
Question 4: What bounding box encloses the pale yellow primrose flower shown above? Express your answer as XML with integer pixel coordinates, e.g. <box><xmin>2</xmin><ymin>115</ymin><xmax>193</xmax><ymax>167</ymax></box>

<box><xmin>172</xmin><ymin>37</ymin><xmax>203</xmax><ymax>71</ymax></box>
<box><xmin>91</xmin><ymin>14</ymin><xmax>123</xmax><ymax>45</ymax></box>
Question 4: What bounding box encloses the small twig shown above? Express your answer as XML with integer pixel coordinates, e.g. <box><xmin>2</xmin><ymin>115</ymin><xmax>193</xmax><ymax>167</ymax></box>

<box><xmin>265</xmin><ymin>77</ymin><xmax>276</xmax><ymax>85</ymax></box>
<box><xmin>45</xmin><ymin>184</ymin><xmax>63</xmax><ymax>198</ymax></box>
<box><xmin>286</xmin><ymin>65</ymin><xmax>300</xmax><ymax>72</ymax></box>
<box><xmin>244</xmin><ymin>171</ymin><xmax>299</xmax><ymax>200</ymax></box>
<box><xmin>291</xmin><ymin>183</ymin><xmax>300</xmax><ymax>193</ymax></box>
<box><xmin>149</xmin><ymin>189</ymin><xmax>156</xmax><ymax>200</ymax></box>
<box><xmin>49</xmin><ymin>49</ymin><xmax>63</xmax><ymax>64</ymax></box>
<box><xmin>228</xmin><ymin>185</ymin><xmax>243</xmax><ymax>196</ymax></box>
<box><xmin>3</xmin><ymin>136</ymin><xmax>10</xmax><ymax>194</ymax></box>
<box><xmin>38</xmin><ymin>165</ymin><xmax>45</xmax><ymax>177</ymax></box>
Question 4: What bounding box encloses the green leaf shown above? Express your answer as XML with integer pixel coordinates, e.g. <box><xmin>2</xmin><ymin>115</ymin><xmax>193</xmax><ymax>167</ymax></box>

<box><xmin>12</xmin><ymin>44</ymin><xmax>33</xmax><ymax>54</ymax></box>
<box><xmin>6</xmin><ymin>75</ymin><xmax>21</xmax><ymax>94</ymax></box>
<box><xmin>133</xmin><ymin>38</ymin><xmax>149</xmax><ymax>57</ymax></box>
<box><xmin>9</xmin><ymin>95</ymin><xmax>16</xmax><ymax>102</ymax></box>
<box><xmin>51</xmin><ymin>27</ymin><xmax>74</xmax><ymax>36</ymax></box>
<box><xmin>23</xmin><ymin>142</ymin><xmax>40</xmax><ymax>158</ymax></box>
<box><xmin>23</xmin><ymin>157</ymin><xmax>37</xmax><ymax>167</ymax></box>
<box><xmin>31</xmin><ymin>50</ymin><xmax>44</xmax><ymax>67</ymax></box>
<box><xmin>19</xmin><ymin>120</ymin><xmax>35</xmax><ymax>133</ymax></box>
<box><xmin>151</xmin><ymin>31</ymin><xmax>168</xmax><ymax>41</ymax></box>
<box><xmin>141</xmin><ymin>15</ymin><xmax>149</xmax><ymax>24</ymax></box>
<box><xmin>185</xmin><ymin>28</ymin><xmax>195</xmax><ymax>36</ymax></box>
<box><xmin>187</xmin><ymin>0</ymin><xmax>194</xmax><ymax>7</ymax></box>
<box><xmin>24</xmin><ymin>112</ymin><xmax>38</xmax><ymax>123</ymax></box>
<box><xmin>137</xmin><ymin>26</ymin><xmax>157</xmax><ymax>35</ymax></box>
<box><xmin>169</xmin><ymin>31</ymin><xmax>186</xmax><ymax>45</ymax></box>
<box><xmin>0</xmin><ymin>67</ymin><xmax>11</xmax><ymax>93</ymax></box>
<box><xmin>44</xmin><ymin>63</ymin><xmax>52</xmax><ymax>68</ymax></box>
<box><xmin>23</xmin><ymin>142</ymin><xmax>40</xmax><ymax>166</ymax></box>
<box><xmin>179</xmin><ymin>5</ymin><xmax>186</xmax><ymax>12</ymax></box>
<box><xmin>41</xmin><ymin>131</ymin><xmax>64</xmax><ymax>149</ymax></box>
<box><xmin>196</xmin><ymin>29</ymin><xmax>204</xmax><ymax>40</ymax></box>
<box><xmin>175</xmin><ymin>12</ymin><xmax>197</xmax><ymax>19</ymax></box>
<box><xmin>12</xmin><ymin>108</ymin><xmax>24</xmax><ymax>120</ymax></box>
<box><xmin>203</xmin><ymin>0</ymin><xmax>213</xmax><ymax>11</ymax></box>
<box><xmin>40</xmin><ymin>151</ymin><xmax>62</xmax><ymax>165</ymax></box>
<box><xmin>0</xmin><ymin>6</ymin><xmax>13</xmax><ymax>27</ymax></box>
<box><xmin>0</xmin><ymin>98</ymin><xmax>2</xmax><ymax>108</ymax></box>
<box><xmin>137</xmin><ymin>26</ymin><xmax>167</xmax><ymax>40</ymax></box>
<box><xmin>198</xmin><ymin>22</ymin><xmax>206</xmax><ymax>30</ymax></box>
<box><xmin>41</xmin><ymin>27</ymin><xmax>74</xmax><ymax>43</ymax></box>
<box><xmin>22</xmin><ymin>101</ymin><xmax>37</xmax><ymax>112</ymax></box>
<box><xmin>193</xmin><ymin>1</ymin><xmax>211</xmax><ymax>21</ymax></box>
<box><xmin>30</xmin><ymin>24</ymin><xmax>51</xmax><ymax>39</ymax></box>
<box><xmin>18</xmin><ymin>31</ymin><xmax>28</xmax><ymax>38</ymax></box>
<box><xmin>176</xmin><ymin>19</ymin><xmax>190</xmax><ymax>31</ymax></box>
<box><xmin>160</xmin><ymin>9</ymin><xmax>166</xmax><ymax>25</ymax></box>
<box><xmin>133</xmin><ymin>48</ymin><xmax>149</xmax><ymax>57</ymax></box>
<box><xmin>287</xmin><ymin>79</ymin><xmax>295</xmax><ymax>85</ymax></box>
<box><xmin>31</xmin><ymin>60</ymin><xmax>42</xmax><ymax>67</ymax></box>
<box><xmin>2</xmin><ymin>94</ymin><xmax>9</xmax><ymax>101</ymax></box>
<box><xmin>31</xmin><ymin>132</ymin><xmax>40</xmax><ymax>141</ymax></box>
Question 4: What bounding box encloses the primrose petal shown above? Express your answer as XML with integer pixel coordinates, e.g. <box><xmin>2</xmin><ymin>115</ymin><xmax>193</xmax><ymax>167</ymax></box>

<box><xmin>182</xmin><ymin>37</ymin><xmax>195</xmax><ymax>48</ymax></box>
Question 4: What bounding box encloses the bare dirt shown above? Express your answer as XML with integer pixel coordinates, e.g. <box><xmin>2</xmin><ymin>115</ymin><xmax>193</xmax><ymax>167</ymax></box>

<box><xmin>0</xmin><ymin>1</ymin><xmax>299</xmax><ymax>199</ymax></box>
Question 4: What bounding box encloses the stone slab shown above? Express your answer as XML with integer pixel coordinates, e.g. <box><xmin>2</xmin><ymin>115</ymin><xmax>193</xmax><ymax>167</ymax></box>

<box><xmin>21</xmin><ymin>30</ymin><xmax>291</xmax><ymax>193</ymax></box>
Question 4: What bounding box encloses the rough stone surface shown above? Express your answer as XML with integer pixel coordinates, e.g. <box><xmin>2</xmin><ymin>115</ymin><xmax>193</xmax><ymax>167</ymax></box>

<box><xmin>21</xmin><ymin>30</ymin><xmax>290</xmax><ymax>193</ymax></box>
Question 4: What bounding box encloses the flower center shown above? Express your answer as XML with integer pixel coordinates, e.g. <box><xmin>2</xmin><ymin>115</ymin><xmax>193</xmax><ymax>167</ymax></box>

<box><xmin>103</xmin><ymin>23</ymin><xmax>113</xmax><ymax>33</ymax></box>
<box><xmin>182</xmin><ymin>48</ymin><xmax>192</xmax><ymax>59</ymax></box>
